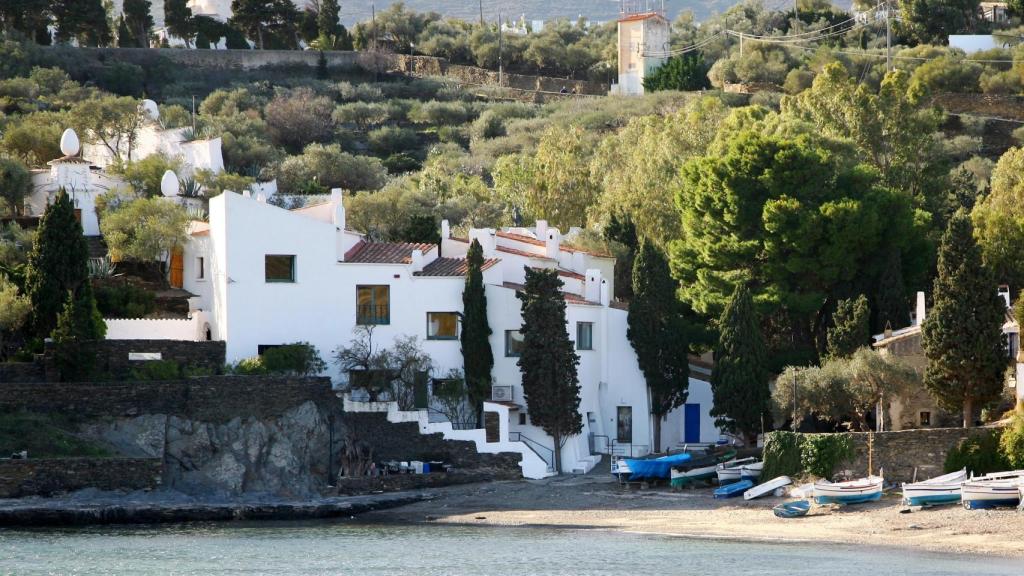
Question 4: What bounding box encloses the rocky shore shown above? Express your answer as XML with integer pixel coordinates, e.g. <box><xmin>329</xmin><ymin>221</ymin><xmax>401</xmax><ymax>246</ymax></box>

<box><xmin>0</xmin><ymin>488</ymin><xmax>432</xmax><ymax>526</ymax></box>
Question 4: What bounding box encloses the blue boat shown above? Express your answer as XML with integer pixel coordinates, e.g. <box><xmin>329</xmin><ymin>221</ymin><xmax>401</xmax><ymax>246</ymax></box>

<box><xmin>714</xmin><ymin>479</ymin><xmax>753</xmax><ymax>499</ymax></box>
<box><xmin>773</xmin><ymin>500</ymin><xmax>811</xmax><ymax>518</ymax></box>
<box><xmin>622</xmin><ymin>452</ymin><xmax>692</xmax><ymax>480</ymax></box>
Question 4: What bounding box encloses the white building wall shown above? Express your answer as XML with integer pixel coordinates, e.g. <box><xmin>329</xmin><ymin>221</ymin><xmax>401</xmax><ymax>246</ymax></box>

<box><xmin>105</xmin><ymin>317</ymin><xmax>202</xmax><ymax>340</ymax></box>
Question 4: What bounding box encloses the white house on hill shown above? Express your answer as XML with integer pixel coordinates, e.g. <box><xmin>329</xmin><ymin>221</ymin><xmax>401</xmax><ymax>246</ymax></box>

<box><xmin>172</xmin><ymin>190</ymin><xmax>721</xmax><ymax>476</ymax></box>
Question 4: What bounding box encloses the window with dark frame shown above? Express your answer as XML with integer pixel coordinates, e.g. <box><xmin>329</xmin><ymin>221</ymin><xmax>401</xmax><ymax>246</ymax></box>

<box><xmin>617</xmin><ymin>406</ymin><xmax>633</xmax><ymax>443</ymax></box>
<box><xmin>196</xmin><ymin>256</ymin><xmax>205</xmax><ymax>280</ymax></box>
<box><xmin>576</xmin><ymin>322</ymin><xmax>593</xmax><ymax>350</ymax></box>
<box><xmin>427</xmin><ymin>312</ymin><xmax>459</xmax><ymax>340</ymax></box>
<box><xmin>518</xmin><ymin>413</ymin><xmax>527</xmax><ymax>425</ymax></box>
<box><xmin>920</xmin><ymin>411</ymin><xmax>931</xmax><ymax>426</ymax></box>
<box><xmin>257</xmin><ymin>344</ymin><xmax>283</xmax><ymax>355</ymax></box>
<box><xmin>264</xmin><ymin>255</ymin><xmax>295</xmax><ymax>282</ymax></box>
<box><xmin>505</xmin><ymin>330</ymin><xmax>525</xmax><ymax>357</ymax></box>
<box><xmin>357</xmin><ymin>285</ymin><xmax>390</xmax><ymax>325</ymax></box>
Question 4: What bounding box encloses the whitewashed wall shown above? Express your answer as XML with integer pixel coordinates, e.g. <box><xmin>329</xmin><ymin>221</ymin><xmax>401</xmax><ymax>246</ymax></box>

<box><xmin>105</xmin><ymin>317</ymin><xmax>202</xmax><ymax>340</ymax></box>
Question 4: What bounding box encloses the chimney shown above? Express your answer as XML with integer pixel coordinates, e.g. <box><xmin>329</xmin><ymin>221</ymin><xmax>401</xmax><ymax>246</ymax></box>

<box><xmin>441</xmin><ymin>219</ymin><xmax>451</xmax><ymax>240</ymax></box>
<box><xmin>914</xmin><ymin>291</ymin><xmax>926</xmax><ymax>326</ymax></box>
<box><xmin>600</xmin><ymin>279</ymin><xmax>610</xmax><ymax>307</ymax></box>
<box><xmin>331</xmin><ymin>188</ymin><xmax>346</xmax><ymax>229</ymax></box>
<box><xmin>545</xmin><ymin>227</ymin><xmax>560</xmax><ymax>260</ymax></box>
<box><xmin>242</xmin><ymin>190</ymin><xmax>251</xmax><ymax>198</ymax></box>
<box><xmin>410</xmin><ymin>249</ymin><xmax>424</xmax><ymax>272</ymax></box>
<box><xmin>256</xmin><ymin>193</ymin><xmax>267</xmax><ymax>203</ymax></box>
<box><xmin>999</xmin><ymin>284</ymin><xmax>1011</xmax><ymax>308</ymax></box>
<box><xmin>535</xmin><ymin>220</ymin><xmax>548</xmax><ymax>241</ymax></box>
<box><xmin>585</xmin><ymin>269</ymin><xmax>601</xmax><ymax>303</ymax></box>
<box><xmin>469</xmin><ymin>228</ymin><xmax>497</xmax><ymax>256</ymax></box>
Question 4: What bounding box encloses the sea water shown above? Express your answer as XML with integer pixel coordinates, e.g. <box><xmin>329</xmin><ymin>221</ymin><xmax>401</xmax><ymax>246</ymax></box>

<box><xmin>0</xmin><ymin>522</ymin><xmax>1018</xmax><ymax>575</ymax></box>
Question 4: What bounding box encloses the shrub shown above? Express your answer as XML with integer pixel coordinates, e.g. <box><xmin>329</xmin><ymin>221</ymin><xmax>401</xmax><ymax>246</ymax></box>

<box><xmin>334</xmin><ymin>81</ymin><xmax>383</xmax><ymax>102</ymax></box>
<box><xmin>382</xmin><ymin>153</ymin><xmax>421</xmax><ymax>173</ymax></box>
<box><xmin>437</xmin><ymin>125</ymin><xmax>468</xmax><ymax>147</ymax></box>
<box><xmin>275</xmin><ymin>143</ymin><xmax>387</xmax><ymax>193</ymax></box>
<box><xmin>228</xmin><ymin>356</ymin><xmax>267</xmax><ymax>375</ymax></box>
<box><xmin>760</xmin><ymin>430</ymin><xmax>803</xmax><ymax>479</ymax></box>
<box><xmin>332</xmin><ymin>101</ymin><xmax>390</xmax><ymax>129</ymax></box>
<box><xmin>263</xmin><ymin>87</ymin><xmax>335</xmax><ymax>151</ymax></box>
<box><xmin>408</xmin><ymin>100</ymin><xmax>468</xmax><ymax>126</ymax></box>
<box><xmin>761</xmin><ymin>431</ymin><xmax>855</xmax><ymax>480</ymax></box>
<box><xmin>366</xmin><ymin>126</ymin><xmax>419</xmax><ymax>156</ymax></box>
<box><xmin>261</xmin><ymin>342</ymin><xmax>327</xmax><ymax>376</ymax></box>
<box><xmin>469</xmin><ymin>110</ymin><xmax>506</xmax><ymax>141</ymax></box>
<box><xmin>999</xmin><ymin>410</ymin><xmax>1024</xmax><ymax>469</ymax></box>
<box><xmin>130</xmin><ymin>359</ymin><xmax>181</xmax><ymax>380</ymax></box>
<box><xmin>945</xmin><ymin>429</ymin><xmax>1010</xmax><ymax>475</ymax></box>
<box><xmin>93</xmin><ymin>283</ymin><xmax>156</xmax><ymax>318</ymax></box>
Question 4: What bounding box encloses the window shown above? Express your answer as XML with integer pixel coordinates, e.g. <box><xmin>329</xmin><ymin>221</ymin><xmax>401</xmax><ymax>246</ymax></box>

<box><xmin>519</xmin><ymin>413</ymin><xmax>527</xmax><ymax>425</ymax></box>
<box><xmin>576</xmin><ymin>322</ymin><xmax>593</xmax><ymax>351</ymax></box>
<box><xmin>617</xmin><ymin>406</ymin><xmax>633</xmax><ymax>444</ymax></box>
<box><xmin>920</xmin><ymin>411</ymin><xmax>931</xmax><ymax>426</ymax></box>
<box><xmin>427</xmin><ymin>312</ymin><xmax>459</xmax><ymax>340</ymax></box>
<box><xmin>265</xmin><ymin>255</ymin><xmax>295</xmax><ymax>282</ymax></box>
<box><xmin>505</xmin><ymin>330</ymin><xmax>525</xmax><ymax>357</ymax></box>
<box><xmin>196</xmin><ymin>256</ymin><xmax>205</xmax><ymax>280</ymax></box>
<box><xmin>357</xmin><ymin>285</ymin><xmax>390</xmax><ymax>325</ymax></box>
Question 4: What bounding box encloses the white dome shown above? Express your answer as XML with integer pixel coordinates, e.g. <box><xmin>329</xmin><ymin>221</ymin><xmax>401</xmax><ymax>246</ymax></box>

<box><xmin>59</xmin><ymin>128</ymin><xmax>80</xmax><ymax>157</ymax></box>
<box><xmin>140</xmin><ymin>99</ymin><xmax>160</xmax><ymax>122</ymax></box>
<box><xmin>160</xmin><ymin>170</ymin><xmax>180</xmax><ymax>197</ymax></box>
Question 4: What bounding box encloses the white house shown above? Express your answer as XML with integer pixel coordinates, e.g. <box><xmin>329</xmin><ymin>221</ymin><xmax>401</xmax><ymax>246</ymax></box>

<box><xmin>175</xmin><ymin>190</ymin><xmax>721</xmax><ymax>476</ymax></box>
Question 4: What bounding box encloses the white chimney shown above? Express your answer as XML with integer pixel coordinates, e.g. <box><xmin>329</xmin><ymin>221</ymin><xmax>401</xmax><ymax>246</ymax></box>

<box><xmin>535</xmin><ymin>220</ymin><xmax>548</xmax><ymax>241</ymax></box>
<box><xmin>600</xmin><ymin>279</ymin><xmax>610</xmax><ymax>307</ymax></box>
<box><xmin>441</xmin><ymin>219</ymin><xmax>451</xmax><ymax>240</ymax></box>
<box><xmin>256</xmin><ymin>193</ymin><xmax>267</xmax><ymax>203</ymax></box>
<box><xmin>411</xmin><ymin>249</ymin><xmax>424</xmax><ymax>272</ymax></box>
<box><xmin>999</xmin><ymin>284</ymin><xmax>1011</xmax><ymax>308</ymax></box>
<box><xmin>545</xmin><ymin>227</ymin><xmax>560</xmax><ymax>260</ymax></box>
<box><xmin>584</xmin><ymin>269</ymin><xmax>601</xmax><ymax>303</ymax></box>
<box><xmin>915</xmin><ymin>291</ymin><xmax>926</xmax><ymax>326</ymax></box>
<box><xmin>242</xmin><ymin>190</ymin><xmax>252</xmax><ymax>198</ymax></box>
<box><xmin>469</xmin><ymin>228</ymin><xmax>497</xmax><ymax>256</ymax></box>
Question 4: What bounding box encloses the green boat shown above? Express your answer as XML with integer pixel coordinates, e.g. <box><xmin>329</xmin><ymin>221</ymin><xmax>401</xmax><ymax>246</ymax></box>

<box><xmin>670</xmin><ymin>448</ymin><xmax>737</xmax><ymax>488</ymax></box>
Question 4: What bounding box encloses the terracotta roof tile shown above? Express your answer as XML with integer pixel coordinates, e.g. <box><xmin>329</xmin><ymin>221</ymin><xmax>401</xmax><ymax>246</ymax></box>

<box><xmin>497</xmin><ymin>245</ymin><xmax>552</xmax><ymax>260</ymax></box>
<box><xmin>618</xmin><ymin>11</ymin><xmax>667</xmax><ymax>23</ymax></box>
<box><xmin>415</xmin><ymin>257</ymin><xmax>500</xmax><ymax>277</ymax></box>
<box><xmin>497</xmin><ymin>230</ymin><xmax>545</xmax><ymax>246</ymax></box>
<box><xmin>343</xmin><ymin>241</ymin><xmax>436</xmax><ymax>264</ymax></box>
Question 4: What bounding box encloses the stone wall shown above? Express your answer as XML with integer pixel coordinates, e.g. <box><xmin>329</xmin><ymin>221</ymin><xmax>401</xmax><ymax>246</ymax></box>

<box><xmin>0</xmin><ymin>375</ymin><xmax>336</xmax><ymax>422</ymax></box>
<box><xmin>0</xmin><ymin>458</ymin><xmax>162</xmax><ymax>498</ymax></box>
<box><xmin>94</xmin><ymin>339</ymin><xmax>226</xmax><ymax>379</ymax></box>
<box><xmin>841</xmin><ymin>428</ymin><xmax>976</xmax><ymax>482</ymax></box>
<box><xmin>343</xmin><ymin>412</ymin><xmax>522</xmax><ymax>478</ymax></box>
<box><xmin>0</xmin><ymin>362</ymin><xmax>45</xmax><ymax>383</ymax></box>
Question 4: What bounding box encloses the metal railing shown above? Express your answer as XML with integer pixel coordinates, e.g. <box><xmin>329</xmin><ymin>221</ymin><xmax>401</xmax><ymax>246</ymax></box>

<box><xmin>509</xmin><ymin>431</ymin><xmax>555</xmax><ymax>472</ymax></box>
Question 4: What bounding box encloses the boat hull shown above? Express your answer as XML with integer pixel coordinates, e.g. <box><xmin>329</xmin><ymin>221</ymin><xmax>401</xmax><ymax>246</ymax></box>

<box><xmin>962</xmin><ymin>481</ymin><xmax>1022</xmax><ymax>509</ymax></box>
<box><xmin>744</xmin><ymin>475</ymin><xmax>792</xmax><ymax>500</ymax></box>
<box><xmin>773</xmin><ymin>500</ymin><xmax>810</xmax><ymax>518</ymax></box>
<box><xmin>714</xmin><ymin>479</ymin><xmax>753</xmax><ymax>499</ymax></box>
<box><xmin>900</xmin><ymin>469</ymin><xmax>967</xmax><ymax>507</ymax></box>
<box><xmin>670</xmin><ymin>464</ymin><xmax>717</xmax><ymax>487</ymax></box>
<box><xmin>813</xmin><ymin>477</ymin><xmax>884</xmax><ymax>505</ymax></box>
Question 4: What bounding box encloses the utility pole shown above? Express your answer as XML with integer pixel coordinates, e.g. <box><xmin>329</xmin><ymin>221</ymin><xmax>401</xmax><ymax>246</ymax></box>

<box><xmin>371</xmin><ymin>3</ymin><xmax>377</xmax><ymax>51</ymax></box>
<box><xmin>479</xmin><ymin>0</ymin><xmax>484</xmax><ymax>27</ymax></box>
<box><xmin>498</xmin><ymin>12</ymin><xmax>504</xmax><ymax>86</ymax></box>
<box><xmin>885</xmin><ymin>0</ymin><xmax>893</xmax><ymax>71</ymax></box>
<box><xmin>793</xmin><ymin>0</ymin><xmax>799</xmax><ymax>34</ymax></box>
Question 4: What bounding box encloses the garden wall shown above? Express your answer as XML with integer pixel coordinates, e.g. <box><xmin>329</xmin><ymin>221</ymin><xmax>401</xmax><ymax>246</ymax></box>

<box><xmin>841</xmin><ymin>428</ymin><xmax>976</xmax><ymax>482</ymax></box>
<box><xmin>104</xmin><ymin>318</ymin><xmax>202</xmax><ymax>341</ymax></box>
<box><xmin>0</xmin><ymin>458</ymin><xmax>162</xmax><ymax>498</ymax></box>
<box><xmin>93</xmin><ymin>339</ymin><xmax>225</xmax><ymax>378</ymax></box>
<box><xmin>0</xmin><ymin>362</ymin><xmax>45</xmax><ymax>383</ymax></box>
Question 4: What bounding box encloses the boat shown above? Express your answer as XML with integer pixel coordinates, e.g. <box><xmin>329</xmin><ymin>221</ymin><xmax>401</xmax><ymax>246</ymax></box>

<box><xmin>618</xmin><ymin>452</ymin><xmax>692</xmax><ymax>481</ymax></box>
<box><xmin>813</xmin><ymin>474</ymin><xmax>884</xmax><ymax>505</ymax></box>
<box><xmin>744</xmin><ymin>475</ymin><xmax>793</xmax><ymax>500</ymax></box>
<box><xmin>669</xmin><ymin>448</ymin><xmax>737</xmax><ymax>487</ymax></box>
<box><xmin>773</xmin><ymin>500</ymin><xmax>811</xmax><ymax>518</ymax></box>
<box><xmin>739</xmin><ymin>461</ymin><xmax>763</xmax><ymax>481</ymax></box>
<box><xmin>716</xmin><ymin>457</ymin><xmax>758</xmax><ymax>484</ymax></box>
<box><xmin>961</xmin><ymin>477</ymin><xmax>1024</xmax><ymax>510</ymax></box>
<box><xmin>900</xmin><ymin>468</ymin><xmax>967</xmax><ymax>507</ymax></box>
<box><xmin>714</xmin><ymin>479</ymin><xmax>753</xmax><ymax>499</ymax></box>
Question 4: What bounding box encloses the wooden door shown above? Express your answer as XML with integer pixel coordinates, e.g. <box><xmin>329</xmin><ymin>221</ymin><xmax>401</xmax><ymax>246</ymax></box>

<box><xmin>169</xmin><ymin>248</ymin><xmax>184</xmax><ymax>288</ymax></box>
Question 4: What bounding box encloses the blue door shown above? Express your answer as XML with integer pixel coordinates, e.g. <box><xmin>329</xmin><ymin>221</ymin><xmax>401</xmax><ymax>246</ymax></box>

<box><xmin>684</xmin><ymin>404</ymin><xmax>701</xmax><ymax>444</ymax></box>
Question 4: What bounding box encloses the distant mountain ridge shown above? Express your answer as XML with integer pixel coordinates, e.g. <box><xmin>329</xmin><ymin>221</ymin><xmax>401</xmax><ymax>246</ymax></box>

<box><xmin>341</xmin><ymin>0</ymin><xmax>752</xmax><ymax>26</ymax></box>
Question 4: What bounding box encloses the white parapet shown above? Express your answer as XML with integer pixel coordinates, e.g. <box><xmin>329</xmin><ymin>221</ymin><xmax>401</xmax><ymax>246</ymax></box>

<box><xmin>104</xmin><ymin>317</ymin><xmax>203</xmax><ymax>341</ymax></box>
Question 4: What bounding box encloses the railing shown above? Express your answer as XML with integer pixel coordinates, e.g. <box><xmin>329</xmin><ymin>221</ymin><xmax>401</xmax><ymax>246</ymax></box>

<box><xmin>491</xmin><ymin>385</ymin><xmax>513</xmax><ymax>402</ymax></box>
<box><xmin>509</xmin><ymin>431</ymin><xmax>555</xmax><ymax>473</ymax></box>
<box><xmin>609</xmin><ymin>440</ymin><xmax>650</xmax><ymax>459</ymax></box>
<box><xmin>356</xmin><ymin>304</ymin><xmax>390</xmax><ymax>325</ymax></box>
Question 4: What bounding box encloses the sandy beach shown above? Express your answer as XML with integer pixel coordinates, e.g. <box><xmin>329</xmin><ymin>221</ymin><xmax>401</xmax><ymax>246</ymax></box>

<box><xmin>360</xmin><ymin>474</ymin><xmax>1024</xmax><ymax>558</ymax></box>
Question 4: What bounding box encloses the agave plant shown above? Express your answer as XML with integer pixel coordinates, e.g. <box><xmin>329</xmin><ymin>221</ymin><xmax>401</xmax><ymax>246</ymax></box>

<box><xmin>185</xmin><ymin>205</ymin><xmax>209</xmax><ymax>222</ymax></box>
<box><xmin>87</xmin><ymin>255</ymin><xmax>117</xmax><ymax>279</ymax></box>
<box><xmin>178</xmin><ymin>176</ymin><xmax>204</xmax><ymax>198</ymax></box>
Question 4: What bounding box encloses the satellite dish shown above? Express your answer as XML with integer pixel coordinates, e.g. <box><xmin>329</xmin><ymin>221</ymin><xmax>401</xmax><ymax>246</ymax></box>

<box><xmin>140</xmin><ymin>99</ymin><xmax>160</xmax><ymax>122</ymax></box>
<box><xmin>59</xmin><ymin>128</ymin><xmax>80</xmax><ymax>157</ymax></box>
<box><xmin>161</xmin><ymin>170</ymin><xmax>179</xmax><ymax>197</ymax></box>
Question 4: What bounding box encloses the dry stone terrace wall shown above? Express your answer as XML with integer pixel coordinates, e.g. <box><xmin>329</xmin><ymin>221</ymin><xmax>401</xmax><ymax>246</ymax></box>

<box><xmin>0</xmin><ymin>458</ymin><xmax>162</xmax><ymax>498</ymax></box>
<box><xmin>841</xmin><ymin>428</ymin><xmax>976</xmax><ymax>483</ymax></box>
<box><xmin>0</xmin><ymin>362</ymin><xmax>45</xmax><ymax>383</ymax></box>
<box><xmin>92</xmin><ymin>339</ymin><xmax>226</xmax><ymax>380</ymax></box>
<box><xmin>0</xmin><ymin>376</ymin><xmax>336</xmax><ymax>422</ymax></box>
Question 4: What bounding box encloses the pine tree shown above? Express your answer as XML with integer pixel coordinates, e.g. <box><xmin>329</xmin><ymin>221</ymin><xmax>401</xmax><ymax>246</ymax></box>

<box><xmin>116</xmin><ymin>15</ymin><xmax>133</xmax><ymax>47</ymax></box>
<box><xmin>517</xmin><ymin>267</ymin><xmax>581</xmax><ymax>473</ymax></box>
<box><xmin>461</xmin><ymin>239</ymin><xmax>494</xmax><ymax>424</ymax></box>
<box><xmin>317</xmin><ymin>0</ymin><xmax>351</xmax><ymax>49</ymax></box>
<box><xmin>921</xmin><ymin>211</ymin><xmax>1007</xmax><ymax>428</ymax></box>
<box><xmin>164</xmin><ymin>0</ymin><xmax>194</xmax><ymax>47</ymax></box>
<box><xmin>874</xmin><ymin>247</ymin><xmax>910</xmax><ymax>333</ymax></box>
<box><xmin>710</xmin><ymin>284</ymin><xmax>771</xmax><ymax>444</ymax></box>
<box><xmin>627</xmin><ymin>240</ymin><xmax>690</xmax><ymax>453</ymax></box>
<box><xmin>24</xmin><ymin>189</ymin><xmax>90</xmax><ymax>338</ymax></box>
<box><xmin>231</xmin><ymin>0</ymin><xmax>299</xmax><ymax>49</ymax></box>
<box><xmin>52</xmin><ymin>283</ymin><xmax>106</xmax><ymax>382</ymax></box>
<box><xmin>825</xmin><ymin>294</ymin><xmax>871</xmax><ymax>360</ymax></box>
<box><xmin>0</xmin><ymin>0</ymin><xmax>51</xmax><ymax>44</ymax></box>
<box><xmin>52</xmin><ymin>0</ymin><xmax>111</xmax><ymax>46</ymax></box>
<box><xmin>122</xmin><ymin>0</ymin><xmax>154</xmax><ymax>48</ymax></box>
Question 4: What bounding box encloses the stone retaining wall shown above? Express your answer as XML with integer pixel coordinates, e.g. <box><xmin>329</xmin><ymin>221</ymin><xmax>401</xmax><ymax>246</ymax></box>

<box><xmin>0</xmin><ymin>458</ymin><xmax>162</xmax><ymax>498</ymax></box>
<box><xmin>0</xmin><ymin>376</ymin><xmax>336</xmax><ymax>422</ymax></box>
<box><xmin>0</xmin><ymin>362</ymin><xmax>45</xmax><ymax>383</ymax></box>
<box><xmin>841</xmin><ymin>428</ymin><xmax>977</xmax><ymax>482</ymax></box>
<box><xmin>95</xmin><ymin>339</ymin><xmax>226</xmax><ymax>379</ymax></box>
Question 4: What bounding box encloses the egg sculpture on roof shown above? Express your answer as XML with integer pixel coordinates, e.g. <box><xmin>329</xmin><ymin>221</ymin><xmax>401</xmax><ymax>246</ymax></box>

<box><xmin>161</xmin><ymin>170</ymin><xmax>179</xmax><ymax>197</ymax></box>
<box><xmin>140</xmin><ymin>99</ymin><xmax>160</xmax><ymax>122</ymax></box>
<box><xmin>59</xmin><ymin>128</ymin><xmax>80</xmax><ymax>157</ymax></box>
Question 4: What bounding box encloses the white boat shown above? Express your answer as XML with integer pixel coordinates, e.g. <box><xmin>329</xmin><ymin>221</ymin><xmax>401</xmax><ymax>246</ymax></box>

<box><xmin>961</xmin><ymin>471</ymin><xmax>1024</xmax><ymax>509</ymax></box>
<box><xmin>813</xmin><ymin>474</ymin><xmax>884</xmax><ymax>505</ymax></box>
<box><xmin>739</xmin><ymin>461</ymin><xmax>763</xmax><ymax>481</ymax></box>
<box><xmin>716</xmin><ymin>457</ymin><xmax>758</xmax><ymax>484</ymax></box>
<box><xmin>744</xmin><ymin>475</ymin><xmax>792</xmax><ymax>500</ymax></box>
<box><xmin>901</xmin><ymin>468</ymin><xmax>967</xmax><ymax>507</ymax></box>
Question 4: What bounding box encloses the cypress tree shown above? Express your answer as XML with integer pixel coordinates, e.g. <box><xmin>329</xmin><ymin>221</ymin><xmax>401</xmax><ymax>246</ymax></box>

<box><xmin>164</xmin><ymin>0</ymin><xmax>194</xmax><ymax>47</ymax></box>
<box><xmin>921</xmin><ymin>211</ymin><xmax>1007</xmax><ymax>428</ymax></box>
<box><xmin>517</xmin><ymin>267</ymin><xmax>581</xmax><ymax>473</ymax></box>
<box><xmin>24</xmin><ymin>189</ymin><xmax>90</xmax><ymax>338</ymax></box>
<box><xmin>710</xmin><ymin>284</ymin><xmax>771</xmax><ymax>444</ymax></box>
<box><xmin>874</xmin><ymin>247</ymin><xmax>910</xmax><ymax>332</ymax></box>
<box><xmin>627</xmin><ymin>240</ymin><xmax>690</xmax><ymax>453</ymax></box>
<box><xmin>825</xmin><ymin>294</ymin><xmax>871</xmax><ymax>360</ymax></box>
<box><xmin>52</xmin><ymin>0</ymin><xmax>111</xmax><ymax>46</ymax></box>
<box><xmin>52</xmin><ymin>283</ymin><xmax>106</xmax><ymax>381</ymax></box>
<box><xmin>461</xmin><ymin>239</ymin><xmax>494</xmax><ymax>425</ymax></box>
<box><xmin>603</xmin><ymin>213</ymin><xmax>637</xmax><ymax>302</ymax></box>
<box><xmin>122</xmin><ymin>0</ymin><xmax>154</xmax><ymax>48</ymax></box>
<box><xmin>316</xmin><ymin>0</ymin><xmax>351</xmax><ymax>49</ymax></box>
